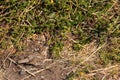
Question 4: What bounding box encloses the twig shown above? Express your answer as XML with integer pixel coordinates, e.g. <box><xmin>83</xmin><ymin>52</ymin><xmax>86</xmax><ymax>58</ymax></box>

<box><xmin>90</xmin><ymin>65</ymin><xmax>119</xmax><ymax>73</ymax></box>
<box><xmin>81</xmin><ymin>42</ymin><xmax>106</xmax><ymax>64</ymax></box>
<box><xmin>21</xmin><ymin>61</ymin><xmax>56</xmax><ymax>80</ymax></box>
<box><xmin>101</xmin><ymin>75</ymin><xmax>107</xmax><ymax>80</ymax></box>
<box><xmin>7</xmin><ymin>57</ymin><xmax>35</xmax><ymax>77</ymax></box>
<box><xmin>0</xmin><ymin>47</ymin><xmax>16</xmax><ymax>68</ymax></box>
<box><xmin>67</xmin><ymin>42</ymin><xmax>107</xmax><ymax>75</ymax></box>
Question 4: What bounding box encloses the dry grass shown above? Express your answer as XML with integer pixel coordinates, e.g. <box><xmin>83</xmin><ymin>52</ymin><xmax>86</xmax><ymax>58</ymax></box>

<box><xmin>60</xmin><ymin>36</ymin><xmax>119</xmax><ymax>79</ymax></box>
<box><xmin>0</xmin><ymin>0</ymin><xmax>120</xmax><ymax>80</ymax></box>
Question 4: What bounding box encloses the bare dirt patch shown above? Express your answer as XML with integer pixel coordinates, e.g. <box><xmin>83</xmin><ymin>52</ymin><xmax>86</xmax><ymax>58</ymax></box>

<box><xmin>0</xmin><ymin>34</ymin><xmax>73</xmax><ymax>80</ymax></box>
<box><xmin>0</xmin><ymin>34</ymin><xmax>120</xmax><ymax>80</ymax></box>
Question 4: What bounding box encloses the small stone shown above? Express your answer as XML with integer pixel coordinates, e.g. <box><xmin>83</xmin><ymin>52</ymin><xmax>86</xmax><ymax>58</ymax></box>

<box><xmin>41</xmin><ymin>76</ymin><xmax>45</xmax><ymax>79</ymax></box>
<box><xmin>34</xmin><ymin>48</ymin><xmax>40</xmax><ymax>52</ymax></box>
<box><xmin>19</xmin><ymin>70</ymin><xmax>26</xmax><ymax>75</ymax></box>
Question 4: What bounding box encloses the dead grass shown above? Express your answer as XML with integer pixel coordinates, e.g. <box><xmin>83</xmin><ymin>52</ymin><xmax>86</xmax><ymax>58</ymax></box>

<box><xmin>0</xmin><ymin>0</ymin><xmax>120</xmax><ymax>80</ymax></box>
<box><xmin>60</xmin><ymin>36</ymin><xmax>119</xmax><ymax>79</ymax></box>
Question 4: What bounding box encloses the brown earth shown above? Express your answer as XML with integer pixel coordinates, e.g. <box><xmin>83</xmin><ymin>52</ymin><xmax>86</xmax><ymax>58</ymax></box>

<box><xmin>0</xmin><ymin>34</ymin><xmax>120</xmax><ymax>80</ymax></box>
<box><xmin>0</xmin><ymin>34</ymin><xmax>73</xmax><ymax>80</ymax></box>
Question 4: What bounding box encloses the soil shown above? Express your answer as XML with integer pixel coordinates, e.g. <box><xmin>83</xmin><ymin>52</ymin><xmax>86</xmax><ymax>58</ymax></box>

<box><xmin>0</xmin><ymin>34</ymin><xmax>73</xmax><ymax>80</ymax></box>
<box><xmin>1</xmin><ymin>34</ymin><xmax>119</xmax><ymax>80</ymax></box>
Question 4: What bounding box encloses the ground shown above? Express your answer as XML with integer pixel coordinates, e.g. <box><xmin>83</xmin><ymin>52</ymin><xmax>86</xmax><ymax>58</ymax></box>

<box><xmin>0</xmin><ymin>34</ymin><xmax>72</xmax><ymax>80</ymax></box>
<box><xmin>0</xmin><ymin>0</ymin><xmax>120</xmax><ymax>80</ymax></box>
<box><xmin>0</xmin><ymin>34</ymin><xmax>120</xmax><ymax>80</ymax></box>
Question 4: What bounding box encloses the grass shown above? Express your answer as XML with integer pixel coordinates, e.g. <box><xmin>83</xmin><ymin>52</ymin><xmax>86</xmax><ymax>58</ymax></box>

<box><xmin>0</xmin><ymin>0</ymin><xmax>120</xmax><ymax>79</ymax></box>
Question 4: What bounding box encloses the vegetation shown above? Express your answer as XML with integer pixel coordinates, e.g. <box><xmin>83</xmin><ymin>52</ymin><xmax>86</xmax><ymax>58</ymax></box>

<box><xmin>0</xmin><ymin>0</ymin><xmax>120</xmax><ymax>79</ymax></box>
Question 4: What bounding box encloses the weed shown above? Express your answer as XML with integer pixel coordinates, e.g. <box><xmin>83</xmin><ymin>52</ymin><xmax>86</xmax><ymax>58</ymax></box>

<box><xmin>0</xmin><ymin>0</ymin><xmax>120</xmax><ymax>79</ymax></box>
